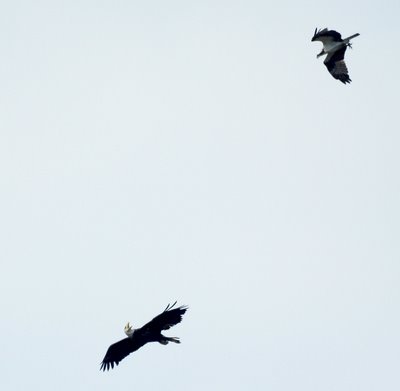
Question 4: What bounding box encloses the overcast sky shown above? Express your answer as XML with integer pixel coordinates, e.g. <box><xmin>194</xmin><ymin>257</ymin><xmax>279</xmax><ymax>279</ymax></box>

<box><xmin>1</xmin><ymin>1</ymin><xmax>400</xmax><ymax>390</ymax></box>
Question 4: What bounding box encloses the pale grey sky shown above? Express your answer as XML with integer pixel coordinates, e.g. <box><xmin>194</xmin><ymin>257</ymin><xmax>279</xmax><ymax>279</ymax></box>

<box><xmin>1</xmin><ymin>1</ymin><xmax>400</xmax><ymax>390</ymax></box>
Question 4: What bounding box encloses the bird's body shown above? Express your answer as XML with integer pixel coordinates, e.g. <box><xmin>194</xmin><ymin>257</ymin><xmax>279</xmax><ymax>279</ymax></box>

<box><xmin>312</xmin><ymin>28</ymin><xmax>360</xmax><ymax>84</ymax></box>
<box><xmin>100</xmin><ymin>302</ymin><xmax>187</xmax><ymax>371</ymax></box>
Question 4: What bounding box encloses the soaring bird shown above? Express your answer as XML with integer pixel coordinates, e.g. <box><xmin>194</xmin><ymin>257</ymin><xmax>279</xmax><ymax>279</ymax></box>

<box><xmin>312</xmin><ymin>28</ymin><xmax>360</xmax><ymax>84</ymax></box>
<box><xmin>100</xmin><ymin>302</ymin><xmax>188</xmax><ymax>371</ymax></box>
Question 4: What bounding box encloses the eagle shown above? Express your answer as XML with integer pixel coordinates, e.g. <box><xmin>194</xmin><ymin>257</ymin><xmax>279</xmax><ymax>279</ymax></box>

<box><xmin>100</xmin><ymin>302</ymin><xmax>188</xmax><ymax>371</ymax></box>
<box><xmin>311</xmin><ymin>28</ymin><xmax>360</xmax><ymax>84</ymax></box>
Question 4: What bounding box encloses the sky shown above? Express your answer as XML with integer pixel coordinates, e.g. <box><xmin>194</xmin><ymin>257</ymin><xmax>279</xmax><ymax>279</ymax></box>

<box><xmin>1</xmin><ymin>0</ymin><xmax>400</xmax><ymax>390</ymax></box>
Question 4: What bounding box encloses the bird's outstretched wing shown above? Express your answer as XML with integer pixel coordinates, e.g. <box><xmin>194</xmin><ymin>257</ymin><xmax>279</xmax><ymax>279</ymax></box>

<box><xmin>324</xmin><ymin>46</ymin><xmax>351</xmax><ymax>84</ymax></box>
<box><xmin>142</xmin><ymin>302</ymin><xmax>188</xmax><ymax>332</ymax></box>
<box><xmin>100</xmin><ymin>338</ymin><xmax>142</xmax><ymax>371</ymax></box>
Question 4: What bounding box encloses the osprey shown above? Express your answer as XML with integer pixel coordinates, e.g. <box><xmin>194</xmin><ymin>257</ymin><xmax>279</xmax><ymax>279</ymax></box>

<box><xmin>100</xmin><ymin>302</ymin><xmax>188</xmax><ymax>371</ymax></box>
<box><xmin>312</xmin><ymin>28</ymin><xmax>360</xmax><ymax>84</ymax></box>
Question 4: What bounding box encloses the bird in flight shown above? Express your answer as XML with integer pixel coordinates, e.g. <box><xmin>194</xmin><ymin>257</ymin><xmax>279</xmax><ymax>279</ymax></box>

<box><xmin>100</xmin><ymin>302</ymin><xmax>188</xmax><ymax>371</ymax></box>
<box><xmin>312</xmin><ymin>28</ymin><xmax>360</xmax><ymax>84</ymax></box>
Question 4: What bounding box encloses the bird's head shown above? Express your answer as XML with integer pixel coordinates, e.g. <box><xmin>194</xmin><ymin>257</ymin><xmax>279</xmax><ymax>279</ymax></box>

<box><xmin>124</xmin><ymin>322</ymin><xmax>134</xmax><ymax>337</ymax></box>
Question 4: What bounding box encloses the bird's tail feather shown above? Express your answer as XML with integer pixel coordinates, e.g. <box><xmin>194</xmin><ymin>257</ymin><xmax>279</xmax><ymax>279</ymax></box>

<box><xmin>344</xmin><ymin>33</ymin><xmax>360</xmax><ymax>42</ymax></box>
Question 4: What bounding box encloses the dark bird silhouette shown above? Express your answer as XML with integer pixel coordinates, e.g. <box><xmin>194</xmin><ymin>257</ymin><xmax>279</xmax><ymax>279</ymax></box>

<box><xmin>100</xmin><ymin>302</ymin><xmax>188</xmax><ymax>371</ymax></box>
<box><xmin>312</xmin><ymin>28</ymin><xmax>360</xmax><ymax>84</ymax></box>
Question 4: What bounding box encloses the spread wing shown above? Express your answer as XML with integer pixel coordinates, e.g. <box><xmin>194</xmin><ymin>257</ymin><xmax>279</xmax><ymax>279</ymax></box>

<box><xmin>324</xmin><ymin>46</ymin><xmax>351</xmax><ymax>84</ymax></box>
<box><xmin>142</xmin><ymin>302</ymin><xmax>188</xmax><ymax>332</ymax></box>
<box><xmin>100</xmin><ymin>337</ymin><xmax>143</xmax><ymax>371</ymax></box>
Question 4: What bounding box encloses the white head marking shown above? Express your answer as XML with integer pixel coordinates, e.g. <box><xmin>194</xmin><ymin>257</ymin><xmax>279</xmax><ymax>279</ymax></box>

<box><xmin>124</xmin><ymin>322</ymin><xmax>134</xmax><ymax>337</ymax></box>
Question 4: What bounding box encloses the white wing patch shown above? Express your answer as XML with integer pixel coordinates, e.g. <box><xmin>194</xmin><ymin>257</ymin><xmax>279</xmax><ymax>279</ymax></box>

<box><xmin>315</xmin><ymin>36</ymin><xmax>336</xmax><ymax>49</ymax></box>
